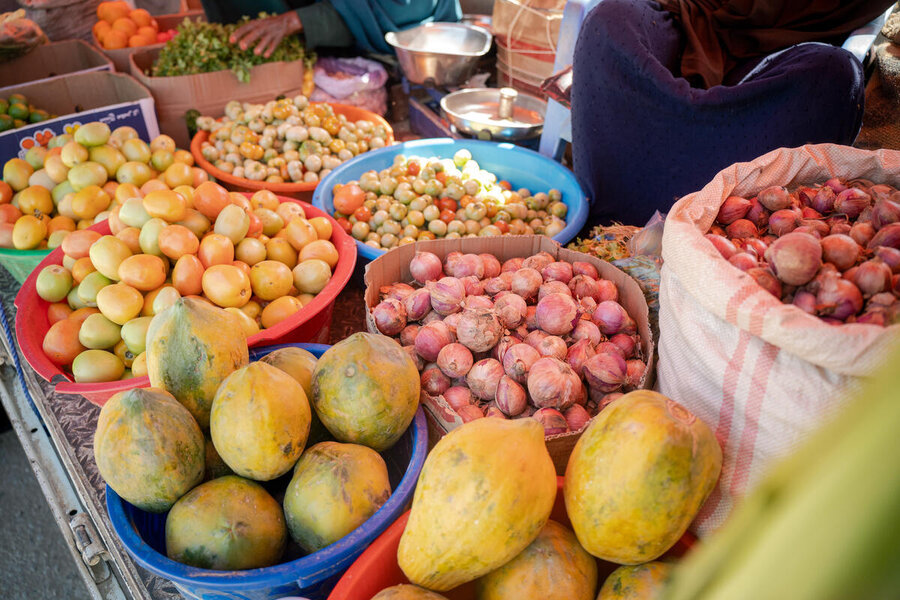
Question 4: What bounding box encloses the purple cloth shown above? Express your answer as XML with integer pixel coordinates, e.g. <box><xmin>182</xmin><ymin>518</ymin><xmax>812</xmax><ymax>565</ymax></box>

<box><xmin>571</xmin><ymin>0</ymin><xmax>865</xmax><ymax>227</ymax></box>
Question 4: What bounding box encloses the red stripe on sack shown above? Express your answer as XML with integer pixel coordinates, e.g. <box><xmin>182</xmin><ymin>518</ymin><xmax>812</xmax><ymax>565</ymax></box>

<box><xmin>730</xmin><ymin>342</ymin><xmax>779</xmax><ymax>498</ymax></box>
<box><xmin>725</xmin><ymin>282</ymin><xmax>758</xmax><ymax>323</ymax></box>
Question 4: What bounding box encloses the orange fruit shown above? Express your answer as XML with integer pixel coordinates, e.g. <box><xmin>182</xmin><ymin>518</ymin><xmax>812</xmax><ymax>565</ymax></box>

<box><xmin>130</xmin><ymin>8</ymin><xmax>153</xmax><ymax>27</ymax></box>
<box><xmin>128</xmin><ymin>34</ymin><xmax>151</xmax><ymax>48</ymax></box>
<box><xmin>299</xmin><ymin>239</ymin><xmax>339</xmax><ymax>268</ymax></box>
<box><xmin>249</xmin><ymin>260</ymin><xmax>293</xmax><ymax>301</ymax></box>
<box><xmin>96</xmin><ymin>283</ymin><xmax>143</xmax><ymax>325</ymax></box>
<box><xmin>43</xmin><ymin>319</ymin><xmax>85</xmax><ymax>366</ymax></box>
<box><xmin>71</xmin><ymin>257</ymin><xmax>97</xmax><ymax>284</ymax></box>
<box><xmin>142</xmin><ymin>190</ymin><xmax>186</xmax><ymax>222</ymax></box>
<box><xmin>198</xmin><ymin>233</ymin><xmax>234</xmax><ymax>268</ymax></box>
<box><xmin>140</xmin><ymin>179</ymin><xmax>169</xmax><ymax>195</ymax></box>
<box><xmin>158</xmin><ymin>224</ymin><xmax>199</xmax><ymax>260</ymax></box>
<box><xmin>47</xmin><ymin>302</ymin><xmax>73</xmax><ymax>325</ymax></box>
<box><xmin>48</xmin><ymin>215</ymin><xmax>77</xmax><ymax>234</ymax></box>
<box><xmin>192</xmin><ymin>181</ymin><xmax>231</xmax><ymax>220</ymax></box>
<box><xmin>172</xmin><ymin>254</ymin><xmax>204</xmax><ymax>296</ymax></box>
<box><xmin>102</xmin><ymin>29</ymin><xmax>128</xmax><ymax>50</ymax></box>
<box><xmin>265</xmin><ymin>237</ymin><xmax>297</xmax><ymax>268</ymax></box>
<box><xmin>112</xmin><ymin>17</ymin><xmax>137</xmax><ymax>37</ymax></box>
<box><xmin>117</xmin><ymin>254</ymin><xmax>166</xmax><ymax>292</ymax></box>
<box><xmin>201</xmin><ymin>264</ymin><xmax>251</xmax><ymax>308</ymax></box>
<box><xmin>61</xmin><ymin>229</ymin><xmax>102</xmax><ymax>260</ymax></box>
<box><xmin>115</xmin><ymin>226</ymin><xmax>142</xmax><ymax>254</ymax></box>
<box><xmin>260</xmin><ymin>296</ymin><xmax>303</xmax><ymax>329</ymax></box>
<box><xmin>0</xmin><ymin>204</ymin><xmax>21</xmax><ymax>224</ymax></box>
<box><xmin>98</xmin><ymin>1</ymin><xmax>130</xmax><ymax>24</ymax></box>
<box><xmin>68</xmin><ymin>307</ymin><xmax>101</xmax><ymax>327</ymax></box>
<box><xmin>93</xmin><ymin>20</ymin><xmax>112</xmax><ymax>43</ymax></box>
<box><xmin>250</xmin><ymin>190</ymin><xmax>280</xmax><ymax>211</ymax></box>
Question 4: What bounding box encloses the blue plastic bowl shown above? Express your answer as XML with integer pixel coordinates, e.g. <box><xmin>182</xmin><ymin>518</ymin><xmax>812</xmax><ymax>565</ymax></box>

<box><xmin>311</xmin><ymin>138</ymin><xmax>589</xmax><ymax>262</ymax></box>
<box><xmin>106</xmin><ymin>342</ymin><xmax>429</xmax><ymax>600</ymax></box>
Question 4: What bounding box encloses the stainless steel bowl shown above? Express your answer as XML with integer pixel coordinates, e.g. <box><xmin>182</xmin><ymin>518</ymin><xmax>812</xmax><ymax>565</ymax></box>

<box><xmin>386</xmin><ymin>22</ymin><xmax>492</xmax><ymax>87</ymax></box>
<box><xmin>440</xmin><ymin>87</ymin><xmax>547</xmax><ymax>141</ymax></box>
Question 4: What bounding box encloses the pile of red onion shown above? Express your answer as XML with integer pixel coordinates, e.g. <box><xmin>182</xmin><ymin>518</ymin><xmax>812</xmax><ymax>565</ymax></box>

<box><xmin>371</xmin><ymin>250</ymin><xmax>647</xmax><ymax>436</ymax></box>
<box><xmin>708</xmin><ymin>178</ymin><xmax>900</xmax><ymax>326</ymax></box>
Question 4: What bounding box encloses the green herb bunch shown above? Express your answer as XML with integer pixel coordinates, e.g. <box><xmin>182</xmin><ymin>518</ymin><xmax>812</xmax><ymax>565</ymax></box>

<box><xmin>152</xmin><ymin>15</ymin><xmax>315</xmax><ymax>83</ymax></box>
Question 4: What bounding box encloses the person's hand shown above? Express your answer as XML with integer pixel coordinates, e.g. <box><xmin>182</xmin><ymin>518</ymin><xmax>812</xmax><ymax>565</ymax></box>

<box><xmin>229</xmin><ymin>11</ymin><xmax>302</xmax><ymax>58</ymax></box>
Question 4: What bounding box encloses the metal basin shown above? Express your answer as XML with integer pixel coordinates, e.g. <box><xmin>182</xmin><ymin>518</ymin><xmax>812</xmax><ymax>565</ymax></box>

<box><xmin>386</xmin><ymin>22</ymin><xmax>492</xmax><ymax>86</ymax></box>
<box><xmin>441</xmin><ymin>87</ymin><xmax>546</xmax><ymax>140</ymax></box>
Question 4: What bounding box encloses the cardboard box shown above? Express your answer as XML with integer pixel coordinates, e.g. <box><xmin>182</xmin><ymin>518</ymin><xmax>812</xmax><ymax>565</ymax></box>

<box><xmin>129</xmin><ymin>47</ymin><xmax>307</xmax><ymax>148</ymax></box>
<box><xmin>0</xmin><ymin>40</ymin><xmax>112</xmax><ymax>93</ymax></box>
<box><xmin>0</xmin><ymin>72</ymin><xmax>159</xmax><ymax>160</ymax></box>
<box><xmin>363</xmin><ymin>235</ymin><xmax>655</xmax><ymax>475</ymax></box>
<box><xmin>93</xmin><ymin>11</ymin><xmax>205</xmax><ymax>74</ymax></box>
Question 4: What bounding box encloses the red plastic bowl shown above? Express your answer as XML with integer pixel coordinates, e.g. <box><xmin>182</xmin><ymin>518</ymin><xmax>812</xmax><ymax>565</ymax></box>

<box><xmin>191</xmin><ymin>102</ymin><xmax>394</xmax><ymax>203</ymax></box>
<box><xmin>327</xmin><ymin>477</ymin><xmax>696</xmax><ymax>600</ymax></box>
<box><xmin>14</xmin><ymin>193</ymin><xmax>356</xmax><ymax>407</ymax></box>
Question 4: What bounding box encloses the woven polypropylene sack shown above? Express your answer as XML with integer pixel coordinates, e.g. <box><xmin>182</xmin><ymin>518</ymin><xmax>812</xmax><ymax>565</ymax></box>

<box><xmin>17</xmin><ymin>0</ymin><xmax>100</xmax><ymax>42</ymax></box>
<box><xmin>657</xmin><ymin>143</ymin><xmax>900</xmax><ymax>537</ymax></box>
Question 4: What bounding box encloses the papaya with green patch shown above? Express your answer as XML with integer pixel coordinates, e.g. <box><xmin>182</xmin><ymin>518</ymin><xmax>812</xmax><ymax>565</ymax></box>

<box><xmin>93</xmin><ymin>387</ymin><xmax>204</xmax><ymax>513</ymax></box>
<box><xmin>202</xmin><ymin>434</ymin><xmax>232</xmax><ymax>482</ymax></box>
<box><xmin>476</xmin><ymin>520</ymin><xmax>598</xmax><ymax>600</ymax></box>
<box><xmin>210</xmin><ymin>361</ymin><xmax>311</xmax><ymax>481</ymax></box>
<box><xmin>597</xmin><ymin>562</ymin><xmax>673</xmax><ymax>599</ymax></box>
<box><xmin>283</xmin><ymin>441</ymin><xmax>391</xmax><ymax>553</ymax></box>
<box><xmin>565</xmin><ymin>390</ymin><xmax>721</xmax><ymax>564</ymax></box>
<box><xmin>398</xmin><ymin>417</ymin><xmax>557</xmax><ymax>591</ymax></box>
<box><xmin>371</xmin><ymin>584</ymin><xmax>449</xmax><ymax>599</ymax></box>
<box><xmin>311</xmin><ymin>332</ymin><xmax>420</xmax><ymax>452</ymax></box>
<box><xmin>165</xmin><ymin>475</ymin><xmax>286</xmax><ymax>570</ymax></box>
<box><xmin>146</xmin><ymin>297</ymin><xmax>249</xmax><ymax>428</ymax></box>
<box><xmin>260</xmin><ymin>345</ymin><xmax>332</xmax><ymax>446</ymax></box>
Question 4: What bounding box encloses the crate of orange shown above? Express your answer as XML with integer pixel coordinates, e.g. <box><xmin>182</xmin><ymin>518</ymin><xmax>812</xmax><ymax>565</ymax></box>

<box><xmin>92</xmin><ymin>1</ymin><xmax>205</xmax><ymax>73</ymax></box>
<box><xmin>13</xmin><ymin>183</ymin><xmax>356</xmax><ymax>406</ymax></box>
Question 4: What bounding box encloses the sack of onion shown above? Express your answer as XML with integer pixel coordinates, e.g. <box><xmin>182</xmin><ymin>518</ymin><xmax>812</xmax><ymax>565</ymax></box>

<box><xmin>658</xmin><ymin>143</ymin><xmax>900</xmax><ymax>537</ymax></box>
<box><xmin>363</xmin><ymin>235</ymin><xmax>654</xmax><ymax>474</ymax></box>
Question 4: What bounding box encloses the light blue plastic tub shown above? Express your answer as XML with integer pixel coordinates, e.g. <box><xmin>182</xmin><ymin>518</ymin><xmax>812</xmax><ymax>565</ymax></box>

<box><xmin>311</xmin><ymin>138</ymin><xmax>589</xmax><ymax>262</ymax></box>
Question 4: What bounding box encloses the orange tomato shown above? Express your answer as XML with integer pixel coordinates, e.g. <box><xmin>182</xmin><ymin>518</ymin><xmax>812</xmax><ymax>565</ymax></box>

<box><xmin>140</xmin><ymin>179</ymin><xmax>169</xmax><ymax>195</ymax></box>
<box><xmin>285</xmin><ymin>218</ymin><xmax>318</xmax><ymax>251</ymax></box>
<box><xmin>229</xmin><ymin>192</ymin><xmax>252</xmax><ymax>212</ymax></box>
<box><xmin>141</xmin><ymin>284</ymin><xmax>173</xmax><ymax>316</ymax></box>
<box><xmin>42</xmin><ymin>319</ymin><xmax>85</xmax><ymax>366</ymax></box>
<box><xmin>0</xmin><ymin>181</ymin><xmax>11</xmax><ymax>204</ymax></box>
<box><xmin>158</xmin><ymin>224</ymin><xmax>200</xmax><ymax>260</ymax></box>
<box><xmin>197</xmin><ymin>233</ymin><xmax>234</xmax><ymax>268</ymax></box>
<box><xmin>68</xmin><ymin>307</ymin><xmax>100</xmax><ymax>327</ymax></box>
<box><xmin>163</xmin><ymin>162</ymin><xmax>193</xmax><ymax>188</ymax></box>
<box><xmin>142</xmin><ymin>190</ymin><xmax>186</xmax><ymax>222</ymax></box>
<box><xmin>308</xmin><ymin>216</ymin><xmax>333</xmax><ymax>241</ymax></box>
<box><xmin>240</xmin><ymin>300</ymin><xmax>262</xmax><ymax>320</ymax></box>
<box><xmin>265</xmin><ymin>237</ymin><xmax>298</xmax><ymax>268</ymax></box>
<box><xmin>299</xmin><ymin>239</ymin><xmax>339</xmax><ymax>268</ymax></box>
<box><xmin>0</xmin><ymin>204</ymin><xmax>21</xmax><ymax>224</ymax></box>
<box><xmin>61</xmin><ymin>229</ymin><xmax>102</xmax><ymax>260</ymax></box>
<box><xmin>117</xmin><ymin>254</ymin><xmax>167</xmax><ymax>292</ymax></box>
<box><xmin>235</xmin><ymin>237</ymin><xmax>267</xmax><ymax>266</ymax></box>
<box><xmin>276</xmin><ymin>201</ymin><xmax>305</xmax><ymax>225</ymax></box>
<box><xmin>260</xmin><ymin>295</ymin><xmax>303</xmax><ymax>329</ymax></box>
<box><xmin>249</xmin><ymin>260</ymin><xmax>293</xmax><ymax>301</ymax></box>
<box><xmin>231</xmin><ymin>260</ymin><xmax>251</xmax><ymax>279</ymax></box>
<box><xmin>250</xmin><ymin>190</ymin><xmax>279</xmax><ymax>211</ymax></box>
<box><xmin>107</xmin><ymin>206</ymin><xmax>126</xmax><ymax>235</ymax></box>
<box><xmin>192</xmin><ymin>181</ymin><xmax>231</xmax><ymax>220</ymax></box>
<box><xmin>96</xmin><ymin>283</ymin><xmax>143</xmax><ymax>325</ymax></box>
<box><xmin>47</xmin><ymin>302</ymin><xmax>73</xmax><ymax>325</ymax></box>
<box><xmin>48</xmin><ymin>216</ymin><xmax>77</xmax><ymax>234</ymax></box>
<box><xmin>332</xmin><ymin>183</ymin><xmax>365</xmax><ymax>215</ymax></box>
<box><xmin>246</xmin><ymin>210</ymin><xmax>263</xmax><ymax>238</ymax></box>
<box><xmin>191</xmin><ymin>167</ymin><xmax>209</xmax><ymax>187</ymax></box>
<box><xmin>172</xmin><ymin>255</ymin><xmax>204</xmax><ymax>296</ymax></box>
<box><xmin>176</xmin><ymin>208</ymin><xmax>211</xmax><ymax>239</ymax></box>
<box><xmin>115</xmin><ymin>226</ymin><xmax>142</xmax><ymax>254</ymax></box>
<box><xmin>201</xmin><ymin>264</ymin><xmax>251</xmax><ymax>308</ymax></box>
<box><xmin>71</xmin><ymin>257</ymin><xmax>97</xmax><ymax>284</ymax></box>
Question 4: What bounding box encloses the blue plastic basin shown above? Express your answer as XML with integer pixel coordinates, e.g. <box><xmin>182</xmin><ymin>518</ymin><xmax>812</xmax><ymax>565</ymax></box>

<box><xmin>106</xmin><ymin>342</ymin><xmax>429</xmax><ymax>600</ymax></box>
<box><xmin>311</xmin><ymin>138</ymin><xmax>589</xmax><ymax>262</ymax></box>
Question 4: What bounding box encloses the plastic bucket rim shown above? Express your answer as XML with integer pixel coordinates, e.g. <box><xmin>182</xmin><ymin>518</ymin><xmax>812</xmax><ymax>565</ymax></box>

<box><xmin>310</xmin><ymin>137</ymin><xmax>589</xmax><ymax>262</ymax></box>
<box><xmin>106</xmin><ymin>399</ymin><xmax>428</xmax><ymax>592</ymax></box>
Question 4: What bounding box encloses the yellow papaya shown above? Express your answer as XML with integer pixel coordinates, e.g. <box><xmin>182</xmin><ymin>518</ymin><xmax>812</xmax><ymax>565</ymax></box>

<box><xmin>371</xmin><ymin>584</ymin><xmax>449</xmax><ymax>599</ymax></box>
<box><xmin>597</xmin><ymin>562</ymin><xmax>673</xmax><ymax>599</ymax></box>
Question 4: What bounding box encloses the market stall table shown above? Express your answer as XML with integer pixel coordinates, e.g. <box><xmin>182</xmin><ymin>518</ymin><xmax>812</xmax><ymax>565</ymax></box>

<box><xmin>0</xmin><ymin>264</ymin><xmax>370</xmax><ymax>600</ymax></box>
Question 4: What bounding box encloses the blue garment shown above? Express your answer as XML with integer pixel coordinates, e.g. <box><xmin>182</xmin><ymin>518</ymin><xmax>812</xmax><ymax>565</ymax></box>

<box><xmin>329</xmin><ymin>0</ymin><xmax>462</xmax><ymax>54</ymax></box>
<box><xmin>571</xmin><ymin>0</ymin><xmax>866</xmax><ymax>227</ymax></box>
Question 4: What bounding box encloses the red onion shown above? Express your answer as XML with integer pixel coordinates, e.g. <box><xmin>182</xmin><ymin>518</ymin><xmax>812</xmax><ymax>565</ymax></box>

<box><xmin>460</xmin><ymin>275</ymin><xmax>484</xmax><ymax>297</ymax></box>
<box><xmin>801</xmin><ymin>219</ymin><xmax>831</xmax><ymax>238</ymax></box>
<box><xmin>457</xmin><ymin>404</ymin><xmax>484</xmax><ymax>422</ymax></box>
<box><xmin>747</xmin><ymin>267</ymin><xmax>783</xmax><ymax>298</ymax></box>
<box><xmin>744</xmin><ymin>238</ymin><xmax>768</xmax><ymax>258</ymax></box>
<box><xmin>596</xmin><ymin>279</ymin><xmax>619</xmax><ymax>303</ymax></box>
<box><xmin>495</xmin><ymin>375</ymin><xmax>527</xmax><ymax>416</ymax></box>
<box><xmin>855</xmin><ymin>310</ymin><xmax>886</xmax><ymax>326</ymax></box>
<box><xmin>381</xmin><ymin>283</ymin><xmax>415</xmax><ymax>303</ymax></box>
<box><xmin>619</xmin><ymin>315</ymin><xmax>637</xmax><ymax>336</ymax></box>
<box><xmin>400</xmin><ymin>325</ymin><xmax>420</xmax><ymax>346</ymax></box>
<box><xmin>484</xmin><ymin>405</ymin><xmax>507</xmax><ymax>419</ymax></box>
<box><xmin>871</xmin><ymin>199</ymin><xmax>900</xmax><ymax>230</ymax></box>
<box><xmin>792</xmin><ymin>290</ymin><xmax>817</xmax><ymax>314</ymax></box>
<box><xmin>565</xmin><ymin>338</ymin><xmax>596</xmax><ymax>373</ymax></box>
<box><xmin>494</xmin><ymin>293</ymin><xmax>527</xmax><ymax>328</ymax></box>
<box><xmin>869</xmin><ymin>184</ymin><xmax>896</xmax><ymax>202</ymax></box>
<box><xmin>745</xmin><ymin>197</ymin><xmax>770</xmax><ymax>228</ymax></box>
<box><xmin>437</xmin><ymin>343</ymin><xmax>474</xmax><ymax>379</ymax></box>
<box><xmin>410</xmin><ymin>252</ymin><xmax>443</xmax><ymax>284</ymax></box>
<box><xmin>757</xmin><ymin>186</ymin><xmax>792</xmax><ymax>211</ymax></box>
<box><xmin>466</xmin><ymin>358</ymin><xmax>504</xmax><ymax>400</ymax></box>
<box><xmin>851</xmin><ymin>258</ymin><xmax>892</xmax><ymax>297</ymax></box>
<box><xmin>403</xmin><ymin>345</ymin><xmax>425</xmax><ymax>371</ymax></box>
<box><xmin>422</xmin><ymin>310</ymin><xmax>442</xmax><ymax>325</ymax></box>
<box><xmin>527</xmin><ymin>357</ymin><xmax>583</xmax><ymax>410</ymax></box>
<box><xmin>609</xmin><ymin>333</ymin><xmax>638</xmax><ymax>358</ymax></box>
<box><xmin>768</xmin><ymin>209</ymin><xmax>801</xmax><ymax>236</ymax></box>
<box><xmin>831</xmin><ymin>222</ymin><xmax>852</xmax><ymax>236</ymax></box>
<box><xmin>563</xmin><ymin>405</ymin><xmax>591</xmax><ymax>432</ymax></box>
<box><xmin>415</xmin><ymin>321</ymin><xmax>453</xmax><ymax>362</ymax></box>
<box><xmin>869</xmin><ymin>292</ymin><xmax>896</xmax><ymax>308</ymax></box>
<box><xmin>502</xmin><ymin>343</ymin><xmax>541</xmax><ymax>383</ymax></box>
<box><xmin>793</xmin><ymin>225</ymin><xmax>823</xmax><ymax>239</ymax></box>
<box><xmin>596</xmin><ymin>341</ymin><xmax>625</xmax><ymax>358</ymax></box>
<box><xmin>456</xmin><ymin>308</ymin><xmax>503</xmax><ymax>353</ymax></box>
<box><xmin>511</xmin><ymin>268</ymin><xmax>543</xmax><ymax>301</ymax></box>
<box><xmin>850</xmin><ymin>222</ymin><xmax>876</xmax><ymax>247</ymax></box>
<box><xmin>725</xmin><ymin>219</ymin><xmax>758</xmax><ymax>239</ymax></box>
<box><xmin>443</xmin><ymin>251</ymin><xmax>462</xmax><ymax>270</ymax></box>
<box><xmin>591</xmin><ymin>301</ymin><xmax>628</xmax><ymax>336</ymax></box>
<box><xmin>875</xmin><ymin>247</ymin><xmax>900</xmax><ymax>273</ymax></box>
<box><xmin>541</xmin><ymin>261</ymin><xmax>573</xmax><ymax>284</ymax></box>
<box><xmin>894</xmin><ymin>274</ymin><xmax>900</xmax><ymax>296</ymax></box>
<box><xmin>501</xmin><ymin>257</ymin><xmax>524</xmax><ymax>273</ymax></box>
<box><xmin>442</xmin><ymin>312</ymin><xmax>461</xmax><ymax>339</ymax></box>
<box><xmin>572</xmin><ymin>261</ymin><xmax>600</xmax><ymax>280</ymax></box>
<box><xmin>801</xmin><ymin>206</ymin><xmax>823</xmax><ymax>220</ymax></box>
<box><xmin>808</xmin><ymin>186</ymin><xmax>836</xmax><ymax>214</ymax></box>
<box><xmin>598</xmin><ymin>392</ymin><xmax>624</xmax><ymax>411</ymax></box>
<box><xmin>568</xmin><ymin>275</ymin><xmax>602</xmax><ymax>301</ymax></box>
<box><xmin>421</xmin><ymin>366</ymin><xmax>451</xmax><ymax>396</ymax></box>
<box><xmin>729</xmin><ymin>252</ymin><xmax>758</xmax><ymax>272</ymax></box>
<box><xmin>825</xmin><ymin>177</ymin><xmax>848</xmax><ymax>193</ymax></box>
<box><xmin>820</xmin><ymin>234</ymin><xmax>860</xmax><ymax>272</ymax></box>
<box><xmin>523</xmin><ymin>252</ymin><xmax>555</xmax><ymax>272</ymax></box>
<box><xmin>716</xmin><ymin>195</ymin><xmax>752</xmax><ymax>225</ymax></box>
<box><xmin>535</xmin><ymin>335</ymin><xmax>567</xmax><ymax>360</ymax></box>
<box><xmin>483</xmin><ymin>276</ymin><xmax>509</xmax><ymax>295</ymax></box>
<box><xmin>464</xmin><ymin>295</ymin><xmax>494</xmax><ymax>310</ymax></box>
<box><xmin>867</xmin><ymin>223</ymin><xmax>900</xmax><ymax>250</ymax></box>
<box><xmin>404</xmin><ymin>288</ymin><xmax>433</xmax><ymax>321</ymax></box>
<box><xmin>427</xmin><ymin>277</ymin><xmax>466</xmax><ymax>315</ymax></box>
<box><xmin>479</xmin><ymin>254</ymin><xmax>501</xmax><ymax>278</ymax></box>
<box><xmin>491</xmin><ymin>334</ymin><xmax>520</xmax><ymax>363</ymax></box>
<box><xmin>570</xmin><ymin>320</ymin><xmax>602</xmax><ymax>346</ymax></box>
<box><xmin>536</xmin><ymin>293</ymin><xmax>578</xmax><ymax>335</ymax></box>
<box><xmin>446</xmin><ymin>253</ymin><xmax>484</xmax><ymax>279</ymax></box>
<box><xmin>834</xmin><ymin>188</ymin><xmax>871</xmax><ymax>219</ymax></box>
<box><xmin>539</xmin><ymin>280</ymin><xmax>573</xmax><ymax>301</ymax></box>
<box><xmin>532</xmin><ymin>408</ymin><xmax>569</xmax><ymax>436</ymax></box>
<box><xmin>524</xmin><ymin>305</ymin><xmax>539</xmax><ymax>330</ymax></box>
<box><xmin>706</xmin><ymin>234</ymin><xmax>738</xmax><ymax>259</ymax></box>
<box><xmin>764</xmin><ymin>232</ymin><xmax>823</xmax><ymax>286</ymax></box>
<box><xmin>817</xmin><ymin>269</ymin><xmax>863</xmax><ymax>320</ymax></box>
<box><xmin>443</xmin><ymin>386</ymin><xmax>472</xmax><ymax>410</ymax></box>
<box><xmin>372</xmin><ymin>298</ymin><xmax>407</xmax><ymax>335</ymax></box>
<box><xmin>578</xmin><ymin>296</ymin><xmax>598</xmax><ymax>317</ymax></box>
<box><xmin>583</xmin><ymin>352</ymin><xmax>628</xmax><ymax>394</ymax></box>
<box><xmin>625</xmin><ymin>359</ymin><xmax>646</xmax><ymax>388</ymax></box>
